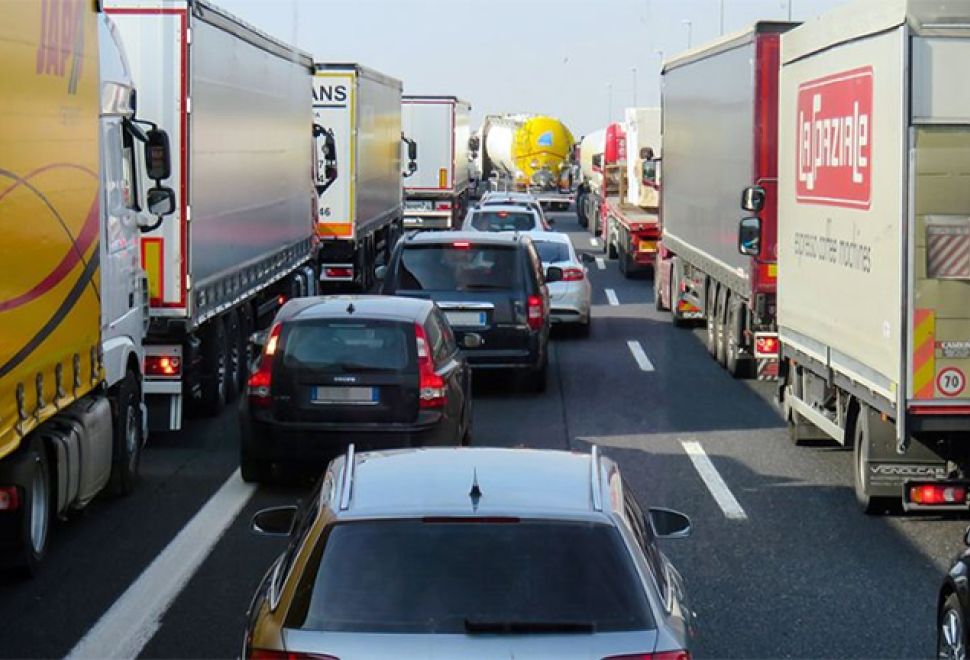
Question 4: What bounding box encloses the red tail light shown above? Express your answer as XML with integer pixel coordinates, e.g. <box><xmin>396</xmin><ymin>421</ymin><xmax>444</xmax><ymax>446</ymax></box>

<box><xmin>247</xmin><ymin>323</ymin><xmax>282</xmax><ymax>408</ymax></box>
<box><xmin>909</xmin><ymin>484</ymin><xmax>967</xmax><ymax>506</ymax></box>
<box><xmin>435</xmin><ymin>201</ymin><xmax>452</xmax><ymax>210</ymax></box>
<box><xmin>415</xmin><ymin>323</ymin><xmax>446</xmax><ymax>408</ymax></box>
<box><xmin>145</xmin><ymin>355</ymin><xmax>181</xmax><ymax>377</ymax></box>
<box><xmin>324</xmin><ymin>266</ymin><xmax>353</xmax><ymax>279</ymax></box>
<box><xmin>603</xmin><ymin>652</ymin><xmax>690</xmax><ymax>660</ymax></box>
<box><xmin>0</xmin><ymin>486</ymin><xmax>21</xmax><ymax>511</ymax></box>
<box><xmin>248</xmin><ymin>649</ymin><xmax>338</xmax><ymax>660</ymax></box>
<box><xmin>527</xmin><ymin>294</ymin><xmax>544</xmax><ymax>331</ymax></box>
<box><xmin>561</xmin><ymin>267</ymin><xmax>585</xmax><ymax>282</ymax></box>
<box><xmin>754</xmin><ymin>334</ymin><xmax>779</xmax><ymax>357</ymax></box>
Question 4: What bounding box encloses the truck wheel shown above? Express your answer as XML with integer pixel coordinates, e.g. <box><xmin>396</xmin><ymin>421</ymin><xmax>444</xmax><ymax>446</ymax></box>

<box><xmin>939</xmin><ymin>593</ymin><xmax>968</xmax><ymax>660</ymax></box>
<box><xmin>109</xmin><ymin>370</ymin><xmax>143</xmax><ymax>496</ymax></box>
<box><xmin>17</xmin><ymin>438</ymin><xmax>50</xmax><ymax>576</ymax></box>
<box><xmin>705</xmin><ymin>285</ymin><xmax>718</xmax><ymax>356</ymax></box>
<box><xmin>607</xmin><ymin>222</ymin><xmax>619</xmax><ymax>259</ymax></box>
<box><xmin>224</xmin><ymin>310</ymin><xmax>242</xmax><ymax>403</ymax></box>
<box><xmin>200</xmin><ymin>318</ymin><xmax>229</xmax><ymax>416</ymax></box>
<box><xmin>853</xmin><ymin>405</ymin><xmax>896</xmax><ymax>515</ymax></box>
<box><xmin>725</xmin><ymin>299</ymin><xmax>745</xmax><ymax>378</ymax></box>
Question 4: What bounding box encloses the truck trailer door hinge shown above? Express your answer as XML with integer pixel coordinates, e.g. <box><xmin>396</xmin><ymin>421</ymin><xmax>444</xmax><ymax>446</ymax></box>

<box><xmin>185</xmin><ymin>205</ymin><xmax>191</xmax><ymax>222</ymax></box>
<box><xmin>185</xmin><ymin>97</ymin><xmax>192</xmax><ymax>114</ymax></box>
<box><xmin>186</xmin><ymin>274</ymin><xmax>192</xmax><ymax>290</ymax></box>
<box><xmin>186</xmin><ymin>27</ymin><xmax>192</xmax><ymax>45</ymax></box>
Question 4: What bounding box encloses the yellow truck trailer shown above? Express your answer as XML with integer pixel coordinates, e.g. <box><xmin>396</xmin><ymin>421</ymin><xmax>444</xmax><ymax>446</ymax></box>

<box><xmin>0</xmin><ymin>0</ymin><xmax>173</xmax><ymax>573</ymax></box>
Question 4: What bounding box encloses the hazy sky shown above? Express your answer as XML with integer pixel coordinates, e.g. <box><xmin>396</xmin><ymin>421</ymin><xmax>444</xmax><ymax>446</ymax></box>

<box><xmin>217</xmin><ymin>0</ymin><xmax>850</xmax><ymax>137</ymax></box>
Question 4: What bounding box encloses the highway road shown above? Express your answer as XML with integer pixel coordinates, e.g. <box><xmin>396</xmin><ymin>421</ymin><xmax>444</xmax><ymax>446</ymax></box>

<box><xmin>0</xmin><ymin>209</ymin><xmax>964</xmax><ymax>659</ymax></box>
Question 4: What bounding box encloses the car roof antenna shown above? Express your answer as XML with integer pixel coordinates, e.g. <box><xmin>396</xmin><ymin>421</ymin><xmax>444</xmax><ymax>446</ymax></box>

<box><xmin>469</xmin><ymin>469</ymin><xmax>482</xmax><ymax>512</ymax></box>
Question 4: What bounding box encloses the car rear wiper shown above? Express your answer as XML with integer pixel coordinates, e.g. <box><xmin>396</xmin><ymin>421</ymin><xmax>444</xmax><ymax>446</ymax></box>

<box><xmin>463</xmin><ymin>619</ymin><xmax>595</xmax><ymax>634</ymax></box>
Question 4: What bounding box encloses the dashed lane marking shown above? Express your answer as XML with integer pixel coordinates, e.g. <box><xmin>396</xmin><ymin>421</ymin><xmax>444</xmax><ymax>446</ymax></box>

<box><xmin>626</xmin><ymin>340</ymin><xmax>655</xmax><ymax>372</ymax></box>
<box><xmin>681</xmin><ymin>441</ymin><xmax>748</xmax><ymax>520</ymax></box>
<box><xmin>605</xmin><ymin>288</ymin><xmax>619</xmax><ymax>306</ymax></box>
<box><xmin>595</xmin><ymin>257</ymin><xmax>606</xmax><ymax>270</ymax></box>
<box><xmin>66</xmin><ymin>469</ymin><xmax>257</xmax><ymax>660</ymax></box>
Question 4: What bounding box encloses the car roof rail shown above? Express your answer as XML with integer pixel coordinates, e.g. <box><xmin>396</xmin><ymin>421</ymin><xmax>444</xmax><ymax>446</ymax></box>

<box><xmin>590</xmin><ymin>444</ymin><xmax>603</xmax><ymax>511</ymax></box>
<box><xmin>338</xmin><ymin>443</ymin><xmax>356</xmax><ymax>510</ymax></box>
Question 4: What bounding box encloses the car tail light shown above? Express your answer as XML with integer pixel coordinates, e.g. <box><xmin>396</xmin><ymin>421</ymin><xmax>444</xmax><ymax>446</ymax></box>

<box><xmin>248</xmin><ymin>649</ymin><xmax>339</xmax><ymax>660</ymax></box>
<box><xmin>603</xmin><ymin>652</ymin><xmax>690</xmax><ymax>660</ymax></box>
<box><xmin>527</xmin><ymin>294</ymin><xmax>544</xmax><ymax>331</ymax></box>
<box><xmin>754</xmin><ymin>334</ymin><xmax>779</xmax><ymax>357</ymax></box>
<box><xmin>324</xmin><ymin>266</ymin><xmax>353</xmax><ymax>279</ymax></box>
<box><xmin>908</xmin><ymin>484</ymin><xmax>967</xmax><ymax>506</ymax></box>
<box><xmin>0</xmin><ymin>486</ymin><xmax>20</xmax><ymax>511</ymax></box>
<box><xmin>414</xmin><ymin>323</ymin><xmax>446</xmax><ymax>408</ymax></box>
<box><xmin>561</xmin><ymin>267</ymin><xmax>585</xmax><ymax>281</ymax></box>
<box><xmin>145</xmin><ymin>355</ymin><xmax>181</xmax><ymax>377</ymax></box>
<box><xmin>247</xmin><ymin>323</ymin><xmax>282</xmax><ymax>408</ymax></box>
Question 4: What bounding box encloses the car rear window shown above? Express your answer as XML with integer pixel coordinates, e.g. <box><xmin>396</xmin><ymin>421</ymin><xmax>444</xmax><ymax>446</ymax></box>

<box><xmin>398</xmin><ymin>244</ymin><xmax>521</xmax><ymax>291</ymax></box>
<box><xmin>281</xmin><ymin>321</ymin><xmax>414</xmax><ymax>372</ymax></box>
<box><xmin>470</xmin><ymin>211</ymin><xmax>537</xmax><ymax>232</ymax></box>
<box><xmin>285</xmin><ymin>519</ymin><xmax>654</xmax><ymax>634</ymax></box>
<box><xmin>534</xmin><ymin>241</ymin><xmax>571</xmax><ymax>264</ymax></box>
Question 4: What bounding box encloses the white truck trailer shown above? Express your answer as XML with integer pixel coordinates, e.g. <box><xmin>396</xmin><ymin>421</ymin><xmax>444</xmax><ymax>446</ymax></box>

<box><xmin>314</xmin><ymin>63</ymin><xmax>415</xmax><ymax>290</ymax></box>
<box><xmin>105</xmin><ymin>0</ymin><xmax>318</xmax><ymax>430</ymax></box>
<box><xmin>401</xmin><ymin>96</ymin><xmax>471</xmax><ymax>230</ymax></box>
<box><xmin>776</xmin><ymin>0</ymin><xmax>970</xmax><ymax>513</ymax></box>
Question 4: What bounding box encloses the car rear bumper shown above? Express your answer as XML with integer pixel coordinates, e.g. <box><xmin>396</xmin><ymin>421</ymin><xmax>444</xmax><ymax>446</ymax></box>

<box><xmin>461</xmin><ymin>345</ymin><xmax>542</xmax><ymax>370</ymax></box>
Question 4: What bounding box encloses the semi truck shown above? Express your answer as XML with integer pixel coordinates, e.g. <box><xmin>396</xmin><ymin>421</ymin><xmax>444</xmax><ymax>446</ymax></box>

<box><xmin>105</xmin><ymin>0</ymin><xmax>318</xmax><ymax>431</ymax></box>
<box><xmin>401</xmin><ymin>96</ymin><xmax>471</xmax><ymax>230</ymax></box>
<box><xmin>586</xmin><ymin>122</ymin><xmax>626</xmax><ymax>237</ymax></box>
<box><xmin>576</xmin><ymin>128</ymin><xmax>606</xmax><ymax>229</ymax></box>
<box><xmin>775</xmin><ymin>0</ymin><xmax>970</xmax><ymax>513</ymax></box>
<box><xmin>314</xmin><ymin>63</ymin><xmax>415</xmax><ymax>290</ymax></box>
<box><xmin>601</xmin><ymin>108</ymin><xmax>662</xmax><ymax>277</ymax></box>
<box><xmin>0</xmin><ymin>0</ymin><xmax>174</xmax><ymax>572</ymax></box>
<box><xmin>656</xmin><ymin>23</ymin><xmax>795</xmax><ymax>379</ymax></box>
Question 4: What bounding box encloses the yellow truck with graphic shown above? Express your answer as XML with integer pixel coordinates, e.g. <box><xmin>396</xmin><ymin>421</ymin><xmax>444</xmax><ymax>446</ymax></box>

<box><xmin>774</xmin><ymin>0</ymin><xmax>970</xmax><ymax>513</ymax></box>
<box><xmin>0</xmin><ymin>0</ymin><xmax>173</xmax><ymax>572</ymax></box>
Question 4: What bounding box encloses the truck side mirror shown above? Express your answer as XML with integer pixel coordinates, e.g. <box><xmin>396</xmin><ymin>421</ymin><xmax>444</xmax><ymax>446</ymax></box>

<box><xmin>144</xmin><ymin>128</ymin><xmax>172</xmax><ymax>181</ymax></box>
<box><xmin>738</xmin><ymin>216</ymin><xmax>761</xmax><ymax>256</ymax></box>
<box><xmin>146</xmin><ymin>187</ymin><xmax>176</xmax><ymax>217</ymax></box>
<box><xmin>401</xmin><ymin>135</ymin><xmax>418</xmax><ymax>178</ymax></box>
<box><xmin>741</xmin><ymin>185</ymin><xmax>765</xmax><ymax>212</ymax></box>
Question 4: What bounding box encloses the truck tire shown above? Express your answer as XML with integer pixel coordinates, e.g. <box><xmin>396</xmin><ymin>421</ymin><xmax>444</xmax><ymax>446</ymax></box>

<box><xmin>109</xmin><ymin>370</ymin><xmax>143</xmax><ymax>496</ymax></box>
<box><xmin>715</xmin><ymin>287</ymin><xmax>729</xmax><ymax>367</ymax></box>
<box><xmin>224</xmin><ymin>310</ymin><xmax>242</xmax><ymax>403</ymax></box>
<box><xmin>16</xmin><ymin>438</ymin><xmax>50</xmax><ymax>576</ymax></box>
<box><xmin>853</xmin><ymin>405</ymin><xmax>897</xmax><ymax>515</ymax></box>
<box><xmin>607</xmin><ymin>221</ymin><xmax>619</xmax><ymax>259</ymax></box>
<box><xmin>199</xmin><ymin>318</ymin><xmax>229</xmax><ymax>416</ymax></box>
<box><xmin>705</xmin><ymin>285</ymin><xmax>718</xmax><ymax>356</ymax></box>
<box><xmin>725</xmin><ymin>299</ymin><xmax>745</xmax><ymax>378</ymax></box>
<box><xmin>939</xmin><ymin>592</ymin><xmax>968</xmax><ymax>660</ymax></box>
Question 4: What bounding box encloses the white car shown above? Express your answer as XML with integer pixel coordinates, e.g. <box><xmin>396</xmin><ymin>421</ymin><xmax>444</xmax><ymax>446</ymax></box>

<box><xmin>530</xmin><ymin>232</ymin><xmax>591</xmax><ymax>336</ymax></box>
<box><xmin>461</xmin><ymin>204</ymin><xmax>546</xmax><ymax>233</ymax></box>
<box><xmin>478</xmin><ymin>192</ymin><xmax>552</xmax><ymax>229</ymax></box>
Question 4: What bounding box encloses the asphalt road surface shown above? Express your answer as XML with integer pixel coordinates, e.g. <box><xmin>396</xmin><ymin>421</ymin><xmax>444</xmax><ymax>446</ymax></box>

<box><xmin>0</xmin><ymin>209</ymin><xmax>965</xmax><ymax>659</ymax></box>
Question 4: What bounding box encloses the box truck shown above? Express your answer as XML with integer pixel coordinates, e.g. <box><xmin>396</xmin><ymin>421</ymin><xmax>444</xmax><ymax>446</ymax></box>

<box><xmin>656</xmin><ymin>23</ymin><xmax>795</xmax><ymax>378</ymax></box>
<box><xmin>314</xmin><ymin>63</ymin><xmax>415</xmax><ymax>290</ymax></box>
<box><xmin>0</xmin><ymin>0</ymin><xmax>174</xmax><ymax>572</ymax></box>
<box><xmin>401</xmin><ymin>96</ymin><xmax>471</xmax><ymax>230</ymax></box>
<box><xmin>775</xmin><ymin>0</ymin><xmax>970</xmax><ymax>513</ymax></box>
<box><xmin>601</xmin><ymin>108</ymin><xmax>662</xmax><ymax>277</ymax></box>
<box><xmin>105</xmin><ymin>0</ymin><xmax>318</xmax><ymax>430</ymax></box>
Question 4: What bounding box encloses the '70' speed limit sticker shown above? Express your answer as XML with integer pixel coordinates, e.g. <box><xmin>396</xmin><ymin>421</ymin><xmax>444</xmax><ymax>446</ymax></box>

<box><xmin>937</xmin><ymin>367</ymin><xmax>967</xmax><ymax>397</ymax></box>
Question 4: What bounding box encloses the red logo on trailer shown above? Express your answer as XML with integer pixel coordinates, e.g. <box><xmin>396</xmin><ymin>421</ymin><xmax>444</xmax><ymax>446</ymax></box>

<box><xmin>796</xmin><ymin>66</ymin><xmax>873</xmax><ymax>209</ymax></box>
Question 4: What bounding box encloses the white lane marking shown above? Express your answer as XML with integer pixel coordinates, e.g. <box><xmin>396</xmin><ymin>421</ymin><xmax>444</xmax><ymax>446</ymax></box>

<box><xmin>590</xmin><ymin>237</ymin><xmax>599</xmax><ymax>247</ymax></box>
<box><xmin>595</xmin><ymin>257</ymin><xmax>606</xmax><ymax>270</ymax></box>
<box><xmin>605</xmin><ymin>288</ymin><xmax>619</xmax><ymax>306</ymax></box>
<box><xmin>681</xmin><ymin>441</ymin><xmax>748</xmax><ymax>520</ymax></box>
<box><xmin>626</xmin><ymin>340</ymin><xmax>655</xmax><ymax>372</ymax></box>
<box><xmin>67</xmin><ymin>470</ymin><xmax>256</xmax><ymax>660</ymax></box>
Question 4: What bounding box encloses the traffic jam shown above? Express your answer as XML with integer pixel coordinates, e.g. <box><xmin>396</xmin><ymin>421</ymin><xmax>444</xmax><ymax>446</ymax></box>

<box><xmin>4</xmin><ymin>0</ymin><xmax>970</xmax><ymax>658</ymax></box>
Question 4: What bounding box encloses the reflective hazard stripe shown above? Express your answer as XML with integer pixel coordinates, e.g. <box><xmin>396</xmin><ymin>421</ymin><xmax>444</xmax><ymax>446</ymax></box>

<box><xmin>913</xmin><ymin>308</ymin><xmax>935</xmax><ymax>399</ymax></box>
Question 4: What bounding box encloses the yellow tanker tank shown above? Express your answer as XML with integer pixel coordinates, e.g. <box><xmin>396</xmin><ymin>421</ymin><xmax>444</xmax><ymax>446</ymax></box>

<box><xmin>484</xmin><ymin>114</ymin><xmax>575</xmax><ymax>190</ymax></box>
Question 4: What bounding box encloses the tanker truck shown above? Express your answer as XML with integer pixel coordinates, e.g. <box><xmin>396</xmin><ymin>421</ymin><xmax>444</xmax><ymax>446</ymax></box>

<box><xmin>0</xmin><ymin>1</ymin><xmax>174</xmax><ymax>573</ymax></box>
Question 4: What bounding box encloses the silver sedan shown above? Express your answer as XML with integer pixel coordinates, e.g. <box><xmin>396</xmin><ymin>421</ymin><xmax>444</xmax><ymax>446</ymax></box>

<box><xmin>532</xmin><ymin>232</ymin><xmax>592</xmax><ymax>335</ymax></box>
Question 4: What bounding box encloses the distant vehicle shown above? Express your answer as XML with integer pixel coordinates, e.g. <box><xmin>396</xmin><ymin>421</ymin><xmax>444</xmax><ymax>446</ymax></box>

<box><xmin>473</xmin><ymin>114</ymin><xmax>575</xmax><ymax>192</ymax></box>
<box><xmin>243</xmin><ymin>445</ymin><xmax>695</xmax><ymax>660</ymax></box>
<box><xmin>402</xmin><ymin>96</ymin><xmax>472</xmax><ymax>231</ymax></box>
<box><xmin>479</xmin><ymin>191</ymin><xmax>552</xmax><ymax>228</ymax></box>
<box><xmin>380</xmin><ymin>232</ymin><xmax>552</xmax><ymax>391</ymax></box>
<box><xmin>576</xmin><ymin>128</ymin><xmax>606</xmax><ymax>229</ymax></box>
<box><xmin>531</xmin><ymin>234</ymin><xmax>592</xmax><ymax>336</ymax></box>
<box><xmin>238</xmin><ymin>296</ymin><xmax>471</xmax><ymax>483</ymax></box>
<box><xmin>938</xmin><ymin>526</ymin><xmax>970</xmax><ymax>660</ymax></box>
<box><xmin>462</xmin><ymin>205</ymin><xmax>544</xmax><ymax>233</ymax></box>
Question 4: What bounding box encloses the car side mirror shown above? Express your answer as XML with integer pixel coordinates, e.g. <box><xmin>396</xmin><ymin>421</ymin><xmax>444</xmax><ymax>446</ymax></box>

<box><xmin>545</xmin><ymin>266</ymin><xmax>564</xmax><ymax>283</ymax></box>
<box><xmin>375</xmin><ymin>264</ymin><xmax>387</xmax><ymax>281</ymax></box>
<box><xmin>738</xmin><ymin>216</ymin><xmax>761</xmax><ymax>256</ymax></box>
<box><xmin>740</xmin><ymin>185</ymin><xmax>765</xmax><ymax>212</ymax></box>
<box><xmin>649</xmin><ymin>507</ymin><xmax>692</xmax><ymax>539</ymax></box>
<box><xmin>146</xmin><ymin>186</ymin><xmax>176</xmax><ymax>217</ymax></box>
<box><xmin>144</xmin><ymin>128</ymin><xmax>172</xmax><ymax>181</ymax></box>
<box><xmin>251</xmin><ymin>506</ymin><xmax>297</xmax><ymax>536</ymax></box>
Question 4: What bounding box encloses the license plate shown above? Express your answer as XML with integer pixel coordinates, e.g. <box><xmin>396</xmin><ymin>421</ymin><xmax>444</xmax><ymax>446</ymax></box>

<box><xmin>639</xmin><ymin>240</ymin><xmax>657</xmax><ymax>253</ymax></box>
<box><xmin>311</xmin><ymin>386</ymin><xmax>378</xmax><ymax>404</ymax></box>
<box><xmin>405</xmin><ymin>200</ymin><xmax>433</xmax><ymax>211</ymax></box>
<box><xmin>445</xmin><ymin>311</ymin><xmax>487</xmax><ymax>327</ymax></box>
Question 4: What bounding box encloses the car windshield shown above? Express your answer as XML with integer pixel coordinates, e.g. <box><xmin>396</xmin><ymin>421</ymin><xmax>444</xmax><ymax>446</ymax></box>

<box><xmin>285</xmin><ymin>519</ymin><xmax>654</xmax><ymax>634</ymax></box>
<box><xmin>398</xmin><ymin>244</ymin><xmax>520</xmax><ymax>291</ymax></box>
<box><xmin>281</xmin><ymin>321</ymin><xmax>413</xmax><ymax>372</ymax></box>
<box><xmin>534</xmin><ymin>241</ymin><xmax>571</xmax><ymax>264</ymax></box>
<box><xmin>470</xmin><ymin>211</ymin><xmax>537</xmax><ymax>232</ymax></box>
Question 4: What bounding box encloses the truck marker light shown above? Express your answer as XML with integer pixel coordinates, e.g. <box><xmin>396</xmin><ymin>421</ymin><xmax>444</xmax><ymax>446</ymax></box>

<box><xmin>0</xmin><ymin>486</ymin><xmax>20</xmax><ymax>511</ymax></box>
<box><xmin>755</xmin><ymin>335</ymin><xmax>779</xmax><ymax>356</ymax></box>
